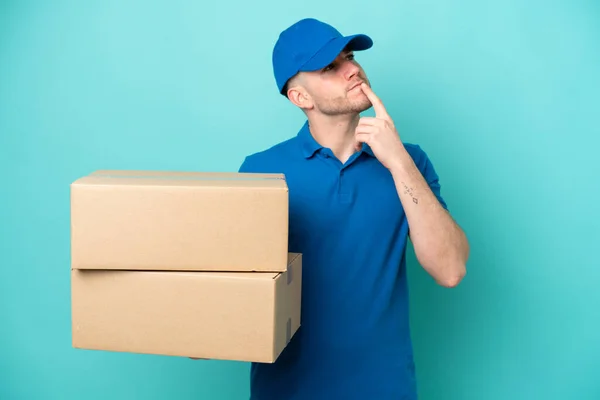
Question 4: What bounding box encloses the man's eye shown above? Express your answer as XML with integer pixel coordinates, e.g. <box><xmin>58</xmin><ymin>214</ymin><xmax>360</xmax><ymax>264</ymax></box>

<box><xmin>323</xmin><ymin>64</ymin><xmax>334</xmax><ymax>71</ymax></box>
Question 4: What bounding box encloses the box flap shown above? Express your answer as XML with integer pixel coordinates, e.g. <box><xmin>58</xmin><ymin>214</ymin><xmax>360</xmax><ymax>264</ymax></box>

<box><xmin>71</xmin><ymin>170</ymin><xmax>287</xmax><ymax>189</ymax></box>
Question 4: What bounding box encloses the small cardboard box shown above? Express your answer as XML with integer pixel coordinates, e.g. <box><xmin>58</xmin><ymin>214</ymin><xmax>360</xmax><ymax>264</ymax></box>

<box><xmin>71</xmin><ymin>253</ymin><xmax>302</xmax><ymax>363</ymax></box>
<box><xmin>70</xmin><ymin>170</ymin><xmax>289</xmax><ymax>272</ymax></box>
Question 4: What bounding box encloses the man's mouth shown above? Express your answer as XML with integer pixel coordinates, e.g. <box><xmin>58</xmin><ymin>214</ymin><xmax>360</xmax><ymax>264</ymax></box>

<box><xmin>348</xmin><ymin>81</ymin><xmax>363</xmax><ymax>91</ymax></box>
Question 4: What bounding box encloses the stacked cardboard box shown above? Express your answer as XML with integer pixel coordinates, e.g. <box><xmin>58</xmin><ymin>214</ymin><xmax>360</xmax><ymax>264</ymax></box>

<box><xmin>70</xmin><ymin>170</ymin><xmax>301</xmax><ymax>363</ymax></box>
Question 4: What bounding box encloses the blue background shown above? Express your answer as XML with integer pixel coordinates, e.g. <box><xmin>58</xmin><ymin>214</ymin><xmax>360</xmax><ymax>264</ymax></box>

<box><xmin>1</xmin><ymin>1</ymin><xmax>599</xmax><ymax>399</ymax></box>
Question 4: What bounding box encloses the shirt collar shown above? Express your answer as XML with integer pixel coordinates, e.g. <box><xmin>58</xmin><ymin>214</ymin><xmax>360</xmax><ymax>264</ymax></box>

<box><xmin>297</xmin><ymin>120</ymin><xmax>376</xmax><ymax>159</ymax></box>
<box><xmin>361</xmin><ymin>142</ymin><xmax>375</xmax><ymax>157</ymax></box>
<box><xmin>298</xmin><ymin>121</ymin><xmax>322</xmax><ymax>158</ymax></box>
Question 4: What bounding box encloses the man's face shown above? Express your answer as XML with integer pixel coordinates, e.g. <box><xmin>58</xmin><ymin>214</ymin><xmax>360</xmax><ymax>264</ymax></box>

<box><xmin>294</xmin><ymin>50</ymin><xmax>372</xmax><ymax>116</ymax></box>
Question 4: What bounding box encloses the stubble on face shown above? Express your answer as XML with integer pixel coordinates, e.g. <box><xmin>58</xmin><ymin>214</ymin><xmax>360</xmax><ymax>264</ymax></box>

<box><xmin>313</xmin><ymin>85</ymin><xmax>372</xmax><ymax>116</ymax></box>
<box><xmin>309</xmin><ymin>70</ymin><xmax>373</xmax><ymax>116</ymax></box>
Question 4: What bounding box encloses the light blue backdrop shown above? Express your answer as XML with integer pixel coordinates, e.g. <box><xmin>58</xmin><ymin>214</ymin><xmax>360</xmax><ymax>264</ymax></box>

<box><xmin>1</xmin><ymin>1</ymin><xmax>599</xmax><ymax>399</ymax></box>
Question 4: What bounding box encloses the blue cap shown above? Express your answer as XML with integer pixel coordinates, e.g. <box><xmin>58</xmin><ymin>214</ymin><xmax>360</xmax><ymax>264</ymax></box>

<box><xmin>272</xmin><ymin>18</ymin><xmax>373</xmax><ymax>95</ymax></box>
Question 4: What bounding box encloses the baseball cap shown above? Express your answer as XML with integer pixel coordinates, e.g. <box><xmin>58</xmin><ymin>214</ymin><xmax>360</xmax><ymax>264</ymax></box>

<box><xmin>272</xmin><ymin>18</ymin><xmax>373</xmax><ymax>95</ymax></box>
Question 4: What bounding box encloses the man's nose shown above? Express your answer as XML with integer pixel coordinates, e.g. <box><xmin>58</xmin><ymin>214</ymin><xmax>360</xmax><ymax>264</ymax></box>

<box><xmin>343</xmin><ymin>61</ymin><xmax>360</xmax><ymax>80</ymax></box>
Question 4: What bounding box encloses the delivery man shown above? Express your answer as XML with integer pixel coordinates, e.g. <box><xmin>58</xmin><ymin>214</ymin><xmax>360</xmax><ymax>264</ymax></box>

<box><xmin>237</xmin><ymin>18</ymin><xmax>470</xmax><ymax>399</ymax></box>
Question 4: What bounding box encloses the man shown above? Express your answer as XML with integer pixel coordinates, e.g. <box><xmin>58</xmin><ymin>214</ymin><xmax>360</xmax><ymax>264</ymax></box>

<box><xmin>238</xmin><ymin>18</ymin><xmax>469</xmax><ymax>399</ymax></box>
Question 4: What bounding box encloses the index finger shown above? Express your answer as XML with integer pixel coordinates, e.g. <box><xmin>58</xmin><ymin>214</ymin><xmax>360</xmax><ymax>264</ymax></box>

<box><xmin>360</xmin><ymin>82</ymin><xmax>389</xmax><ymax>119</ymax></box>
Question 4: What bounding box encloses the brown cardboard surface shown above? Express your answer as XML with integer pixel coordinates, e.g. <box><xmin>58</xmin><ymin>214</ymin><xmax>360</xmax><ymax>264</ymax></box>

<box><xmin>71</xmin><ymin>253</ymin><xmax>302</xmax><ymax>363</ymax></box>
<box><xmin>70</xmin><ymin>170</ymin><xmax>289</xmax><ymax>272</ymax></box>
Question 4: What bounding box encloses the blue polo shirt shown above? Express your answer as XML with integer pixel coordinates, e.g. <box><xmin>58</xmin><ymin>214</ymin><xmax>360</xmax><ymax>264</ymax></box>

<box><xmin>238</xmin><ymin>120</ymin><xmax>447</xmax><ymax>400</ymax></box>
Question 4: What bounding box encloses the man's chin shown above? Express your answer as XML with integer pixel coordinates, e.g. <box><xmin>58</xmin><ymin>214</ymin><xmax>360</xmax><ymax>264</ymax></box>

<box><xmin>352</xmin><ymin>99</ymin><xmax>372</xmax><ymax>114</ymax></box>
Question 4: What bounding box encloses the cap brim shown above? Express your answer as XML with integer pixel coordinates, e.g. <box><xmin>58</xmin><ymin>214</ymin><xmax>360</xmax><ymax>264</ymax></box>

<box><xmin>300</xmin><ymin>34</ymin><xmax>373</xmax><ymax>72</ymax></box>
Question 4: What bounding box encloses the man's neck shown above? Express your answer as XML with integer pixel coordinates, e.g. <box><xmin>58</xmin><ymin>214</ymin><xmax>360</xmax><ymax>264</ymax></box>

<box><xmin>307</xmin><ymin>113</ymin><xmax>361</xmax><ymax>164</ymax></box>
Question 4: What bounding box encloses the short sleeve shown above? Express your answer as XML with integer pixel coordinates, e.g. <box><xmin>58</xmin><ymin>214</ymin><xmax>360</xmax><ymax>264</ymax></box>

<box><xmin>238</xmin><ymin>152</ymin><xmax>279</xmax><ymax>175</ymax></box>
<box><xmin>413</xmin><ymin>145</ymin><xmax>448</xmax><ymax>211</ymax></box>
<box><xmin>238</xmin><ymin>155</ymin><xmax>259</xmax><ymax>173</ymax></box>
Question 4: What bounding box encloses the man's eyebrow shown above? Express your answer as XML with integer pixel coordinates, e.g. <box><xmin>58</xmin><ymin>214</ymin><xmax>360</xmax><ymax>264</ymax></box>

<box><xmin>320</xmin><ymin>49</ymin><xmax>354</xmax><ymax>70</ymax></box>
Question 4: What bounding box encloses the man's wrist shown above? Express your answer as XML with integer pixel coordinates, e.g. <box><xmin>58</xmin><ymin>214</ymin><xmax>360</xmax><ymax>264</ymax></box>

<box><xmin>389</xmin><ymin>148</ymin><xmax>417</xmax><ymax>178</ymax></box>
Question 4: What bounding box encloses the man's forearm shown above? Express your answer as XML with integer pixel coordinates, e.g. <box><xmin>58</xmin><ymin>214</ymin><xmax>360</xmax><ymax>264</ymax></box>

<box><xmin>389</xmin><ymin>150</ymin><xmax>469</xmax><ymax>287</ymax></box>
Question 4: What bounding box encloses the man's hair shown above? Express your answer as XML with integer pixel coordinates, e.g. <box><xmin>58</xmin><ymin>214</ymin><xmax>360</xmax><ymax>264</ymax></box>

<box><xmin>281</xmin><ymin>74</ymin><xmax>301</xmax><ymax>99</ymax></box>
<box><xmin>282</xmin><ymin>81</ymin><xmax>290</xmax><ymax>98</ymax></box>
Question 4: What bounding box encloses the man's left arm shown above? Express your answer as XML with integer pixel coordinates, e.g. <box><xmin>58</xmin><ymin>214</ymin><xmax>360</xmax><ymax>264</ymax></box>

<box><xmin>388</xmin><ymin>148</ymin><xmax>469</xmax><ymax>287</ymax></box>
<box><xmin>355</xmin><ymin>82</ymin><xmax>469</xmax><ymax>287</ymax></box>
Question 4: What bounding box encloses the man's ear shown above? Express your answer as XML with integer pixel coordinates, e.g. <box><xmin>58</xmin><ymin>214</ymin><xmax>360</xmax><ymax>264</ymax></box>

<box><xmin>287</xmin><ymin>86</ymin><xmax>313</xmax><ymax>110</ymax></box>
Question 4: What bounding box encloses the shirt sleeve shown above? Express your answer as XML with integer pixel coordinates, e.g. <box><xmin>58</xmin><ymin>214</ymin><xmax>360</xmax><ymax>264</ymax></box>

<box><xmin>412</xmin><ymin>145</ymin><xmax>448</xmax><ymax>211</ymax></box>
<box><xmin>238</xmin><ymin>155</ymin><xmax>259</xmax><ymax>173</ymax></box>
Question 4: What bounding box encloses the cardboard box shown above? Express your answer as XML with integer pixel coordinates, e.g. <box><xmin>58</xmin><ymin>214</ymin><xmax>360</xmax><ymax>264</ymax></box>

<box><xmin>71</xmin><ymin>253</ymin><xmax>302</xmax><ymax>363</ymax></box>
<box><xmin>70</xmin><ymin>170</ymin><xmax>289</xmax><ymax>272</ymax></box>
